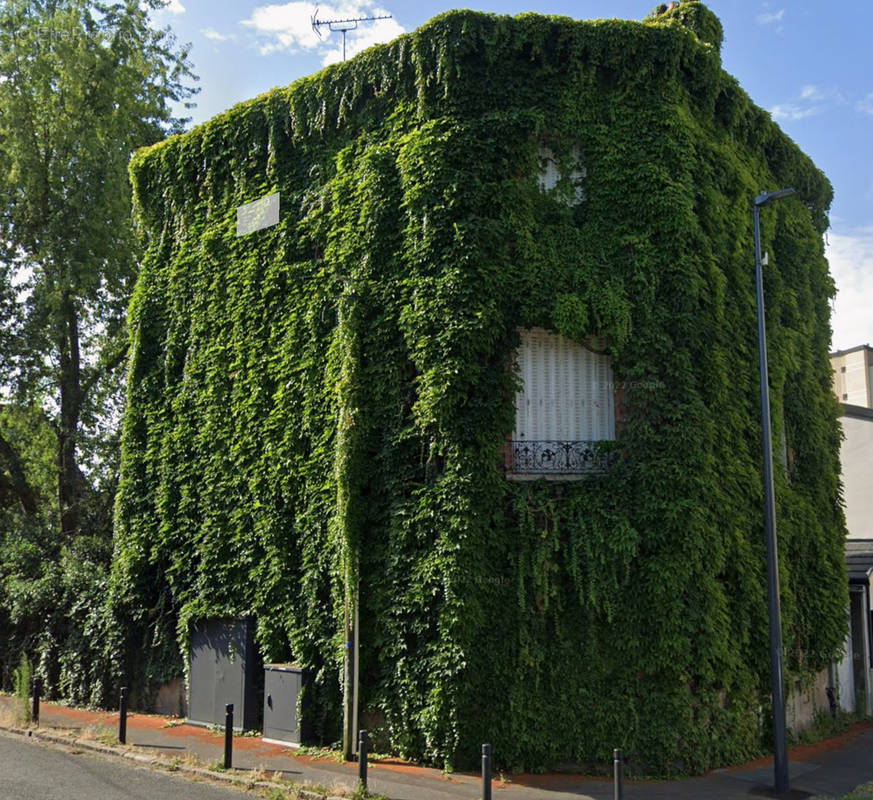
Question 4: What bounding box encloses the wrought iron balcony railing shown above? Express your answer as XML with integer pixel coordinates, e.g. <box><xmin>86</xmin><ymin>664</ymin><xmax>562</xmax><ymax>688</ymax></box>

<box><xmin>509</xmin><ymin>440</ymin><xmax>611</xmax><ymax>475</ymax></box>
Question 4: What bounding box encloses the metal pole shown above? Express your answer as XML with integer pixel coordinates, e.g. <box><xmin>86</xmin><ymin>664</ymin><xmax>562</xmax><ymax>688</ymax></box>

<box><xmin>482</xmin><ymin>744</ymin><xmax>492</xmax><ymax>800</ymax></box>
<box><xmin>352</xmin><ymin>587</ymin><xmax>360</xmax><ymax>750</ymax></box>
<box><xmin>224</xmin><ymin>703</ymin><xmax>234</xmax><ymax>769</ymax></box>
<box><xmin>754</xmin><ymin>197</ymin><xmax>789</xmax><ymax>794</ymax></box>
<box><xmin>119</xmin><ymin>686</ymin><xmax>128</xmax><ymax>744</ymax></box>
<box><xmin>31</xmin><ymin>677</ymin><xmax>40</xmax><ymax>727</ymax></box>
<box><xmin>342</xmin><ymin>560</ymin><xmax>356</xmax><ymax>761</ymax></box>
<box><xmin>358</xmin><ymin>729</ymin><xmax>369</xmax><ymax>789</ymax></box>
<box><xmin>613</xmin><ymin>748</ymin><xmax>623</xmax><ymax>800</ymax></box>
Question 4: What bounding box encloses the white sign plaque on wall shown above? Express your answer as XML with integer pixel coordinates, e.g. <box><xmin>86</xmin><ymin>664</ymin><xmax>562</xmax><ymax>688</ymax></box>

<box><xmin>236</xmin><ymin>192</ymin><xmax>280</xmax><ymax>237</ymax></box>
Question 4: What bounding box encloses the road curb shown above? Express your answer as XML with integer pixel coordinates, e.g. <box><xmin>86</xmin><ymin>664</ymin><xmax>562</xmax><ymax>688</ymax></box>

<box><xmin>0</xmin><ymin>723</ymin><xmax>349</xmax><ymax>800</ymax></box>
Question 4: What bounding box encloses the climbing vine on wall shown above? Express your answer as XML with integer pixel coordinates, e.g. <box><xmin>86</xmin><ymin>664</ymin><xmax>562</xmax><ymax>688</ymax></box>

<box><xmin>114</xmin><ymin>2</ymin><xmax>847</xmax><ymax>775</ymax></box>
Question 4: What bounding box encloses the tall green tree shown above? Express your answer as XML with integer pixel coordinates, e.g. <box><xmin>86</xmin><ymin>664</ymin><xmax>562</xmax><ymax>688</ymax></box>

<box><xmin>0</xmin><ymin>0</ymin><xmax>197</xmax><ymax>696</ymax></box>
<box><xmin>0</xmin><ymin>0</ymin><xmax>197</xmax><ymax>538</ymax></box>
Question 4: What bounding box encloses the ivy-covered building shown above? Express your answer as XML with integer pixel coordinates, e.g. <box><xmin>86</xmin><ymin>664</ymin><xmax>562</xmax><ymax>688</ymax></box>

<box><xmin>114</xmin><ymin>1</ymin><xmax>848</xmax><ymax>775</ymax></box>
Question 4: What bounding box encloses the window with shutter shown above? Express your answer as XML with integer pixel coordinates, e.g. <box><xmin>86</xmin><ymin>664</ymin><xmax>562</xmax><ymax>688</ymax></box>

<box><xmin>537</xmin><ymin>146</ymin><xmax>586</xmax><ymax>205</ymax></box>
<box><xmin>510</xmin><ymin>328</ymin><xmax>614</xmax><ymax>475</ymax></box>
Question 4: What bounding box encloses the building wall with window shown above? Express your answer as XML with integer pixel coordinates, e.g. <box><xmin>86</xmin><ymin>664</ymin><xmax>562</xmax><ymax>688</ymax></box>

<box><xmin>117</xmin><ymin>1</ymin><xmax>846</xmax><ymax>777</ymax></box>
<box><xmin>832</xmin><ymin>345</ymin><xmax>873</xmax><ymax>408</ymax></box>
<box><xmin>837</xmin><ymin>403</ymin><xmax>873</xmax><ymax>713</ymax></box>
<box><xmin>841</xmin><ymin>406</ymin><xmax>873</xmax><ymax>540</ymax></box>
<box><xmin>826</xmin><ymin>355</ymin><xmax>873</xmax><ymax>718</ymax></box>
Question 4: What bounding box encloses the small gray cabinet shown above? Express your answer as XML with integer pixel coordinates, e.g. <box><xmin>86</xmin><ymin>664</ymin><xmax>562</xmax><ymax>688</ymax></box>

<box><xmin>263</xmin><ymin>663</ymin><xmax>305</xmax><ymax>745</ymax></box>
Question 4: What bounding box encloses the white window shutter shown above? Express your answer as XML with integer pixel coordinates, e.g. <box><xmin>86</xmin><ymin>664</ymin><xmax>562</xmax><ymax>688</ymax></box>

<box><xmin>537</xmin><ymin>148</ymin><xmax>560</xmax><ymax>192</ymax></box>
<box><xmin>513</xmin><ymin>328</ymin><xmax>614</xmax><ymax>444</ymax></box>
<box><xmin>546</xmin><ymin>331</ymin><xmax>557</xmax><ymax>439</ymax></box>
<box><xmin>537</xmin><ymin>146</ymin><xmax>586</xmax><ymax>205</ymax></box>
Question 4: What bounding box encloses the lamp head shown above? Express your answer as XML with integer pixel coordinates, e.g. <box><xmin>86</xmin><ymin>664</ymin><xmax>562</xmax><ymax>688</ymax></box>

<box><xmin>755</xmin><ymin>188</ymin><xmax>796</xmax><ymax>207</ymax></box>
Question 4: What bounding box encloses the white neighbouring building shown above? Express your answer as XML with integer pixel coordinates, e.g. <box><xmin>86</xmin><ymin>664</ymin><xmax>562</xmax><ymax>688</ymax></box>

<box><xmin>830</xmin><ymin>345</ymin><xmax>873</xmax><ymax>714</ymax></box>
<box><xmin>832</xmin><ymin>344</ymin><xmax>873</xmax><ymax>409</ymax></box>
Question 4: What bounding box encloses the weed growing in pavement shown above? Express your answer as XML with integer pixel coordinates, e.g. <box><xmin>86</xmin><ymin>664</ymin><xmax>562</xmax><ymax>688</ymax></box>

<box><xmin>80</xmin><ymin>724</ymin><xmax>118</xmax><ymax>747</ymax></box>
<box><xmin>261</xmin><ymin>787</ymin><xmax>304</xmax><ymax>800</ymax></box>
<box><xmin>295</xmin><ymin>744</ymin><xmax>344</xmax><ymax>763</ymax></box>
<box><xmin>0</xmin><ymin>706</ymin><xmax>17</xmax><ymax>728</ymax></box>
<box><xmin>243</xmin><ymin>766</ymin><xmax>267</xmax><ymax>788</ymax></box>
<box><xmin>165</xmin><ymin>753</ymin><xmax>200</xmax><ymax>772</ymax></box>
<box><xmin>204</xmin><ymin>723</ymin><xmax>259</xmax><ymax>737</ymax></box>
<box><xmin>348</xmin><ymin>781</ymin><xmax>388</xmax><ymax>800</ymax></box>
<box><xmin>817</xmin><ymin>780</ymin><xmax>873</xmax><ymax>800</ymax></box>
<box><xmin>207</xmin><ymin>758</ymin><xmax>226</xmax><ymax>771</ymax></box>
<box><xmin>162</xmin><ymin>719</ymin><xmax>183</xmax><ymax>728</ymax></box>
<box><xmin>788</xmin><ymin>709</ymin><xmax>865</xmax><ymax>747</ymax></box>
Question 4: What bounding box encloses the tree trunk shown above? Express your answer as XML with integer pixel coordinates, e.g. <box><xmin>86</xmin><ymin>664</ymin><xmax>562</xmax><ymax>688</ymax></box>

<box><xmin>0</xmin><ymin>430</ymin><xmax>38</xmax><ymax>515</ymax></box>
<box><xmin>57</xmin><ymin>291</ymin><xmax>82</xmax><ymax>537</ymax></box>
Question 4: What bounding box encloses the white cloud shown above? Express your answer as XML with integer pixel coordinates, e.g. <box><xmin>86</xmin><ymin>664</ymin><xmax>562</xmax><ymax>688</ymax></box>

<box><xmin>827</xmin><ymin>226</ymin><xmax>873</xmax><ymax>351</ymax></box>
<box><xmin>242</xmin><ymin>3</ymin><xmax>404</xmax><ymax>61</ymax></box>
<box><xmin>771</xmin><ymin>85</ymin><xmax>844</xmax><ymax>122</ymax></box>
<box><xmin>163</xmin><ymin>0</ymin><xmax>186</xmax><ymax>14</ymax></box>
<box><xmin>756</xmin><ymin>9</ymin><xmax>784</xmax><ymax>25</ymax></box>
<box><xmin>243</xmin><ymin>2</ymin><xmax>319</xmax><ymax>53</ymax></box>
<box><xmin>856</xmin><ymin>93</ymin><xmax>873</xmax><ymax>116</ymax></box>
<box><xmin>202</xmin><ymin>27</ymin><xmax>233</xmax><ymax>42</ymax></box>
<box><xmin>771</xmin><ymin>103</ymin><xmax>823</xmax><ymax>121</ymax></box>
<box><xmin>800</xmin><ymin>84</ymin><xmax>845</xmax><ymax>103</ymax></box>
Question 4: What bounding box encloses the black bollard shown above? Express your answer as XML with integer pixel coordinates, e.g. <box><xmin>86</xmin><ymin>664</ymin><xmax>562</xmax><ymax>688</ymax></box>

<box><xmin>224</xmin><ymin>703</ymin><xmax>234</xmax><ymax>769</ymax></box>
<box><xmin>31</xmin><ymin>677</ymin><xmax>40</xmax><ymax>727</ymax></box>
<box><xmin>118</xmin><ymin>686</ymin><xmax>128</xmax><ymax>744</ymax></box>
<box><xmin>613</xmin><ymin>748</ymin><xmax>624</xmax><ymax>800</ymax></box>
<box><xmin>358</xmin><ymin>729</ymin><xmax>369</xmax><ymax>789</ymax></box>
<box><xmin>482</xmin><ymin>743</ymin><xmax>492</xmax><ymax>800</ymax></box>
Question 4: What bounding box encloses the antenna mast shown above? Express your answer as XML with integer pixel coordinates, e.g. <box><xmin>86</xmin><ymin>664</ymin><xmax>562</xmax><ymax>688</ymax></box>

<box><xmin>311</xmin><ymin>7</ymin><xmax>392</xmax><ymax>61</ymax></box>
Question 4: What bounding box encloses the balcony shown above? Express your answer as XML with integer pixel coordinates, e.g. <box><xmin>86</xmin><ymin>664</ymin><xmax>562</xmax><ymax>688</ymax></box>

<box><xmin>508</xmin><ymin>440</ymin><xmax>611</xmax><ymax>476</ymax></box>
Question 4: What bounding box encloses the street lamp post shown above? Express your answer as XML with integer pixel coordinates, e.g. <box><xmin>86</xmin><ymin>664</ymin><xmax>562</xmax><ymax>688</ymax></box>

<box><xmin>753</xmin><ymin>187</ymin><xmax>795</xmax><ymax>795</ymax></box>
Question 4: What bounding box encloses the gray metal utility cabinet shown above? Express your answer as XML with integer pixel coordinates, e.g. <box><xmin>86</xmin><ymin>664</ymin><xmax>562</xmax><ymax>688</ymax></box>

<box><xmin>188</xmin><ymin>618</ymin><xmax>259</xmax><ymax>731</ymax></box>
<box><xmin>262</xmin><ymin>663</ymin><xmax>308</xmax><ymax>746</ymax></box>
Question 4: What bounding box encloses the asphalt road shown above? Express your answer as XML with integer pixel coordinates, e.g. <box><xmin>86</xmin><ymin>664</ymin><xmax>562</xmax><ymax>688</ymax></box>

<box><xmin>0</xmin><ymin>729</ymin><xmax>252</xmax><ymax>800</ymax></box>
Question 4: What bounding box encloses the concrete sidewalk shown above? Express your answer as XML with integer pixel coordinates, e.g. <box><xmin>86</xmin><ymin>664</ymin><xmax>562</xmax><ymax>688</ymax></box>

<box><xmin>1</xmin><ymin>695</ymin><xmax>872</xmax><ymax>799</ymax></box>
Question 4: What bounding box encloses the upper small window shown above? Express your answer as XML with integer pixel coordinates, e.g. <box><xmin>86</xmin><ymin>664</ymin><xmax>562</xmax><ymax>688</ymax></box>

<box><xmin>509</xmin><ymin>328</ymin><xmax>614</xmax><ymax>475</ymax></box>
<box><xmin>537</xmin><ymin>147</ymin><xmax>586</xmax><ymax>206</ymax></box>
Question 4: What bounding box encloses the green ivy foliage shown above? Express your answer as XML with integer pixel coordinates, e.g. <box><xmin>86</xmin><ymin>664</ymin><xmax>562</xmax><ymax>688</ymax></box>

<box><xmin>115</xmin><ymin>2</ymin><xmax>847</xmax><ymax>775</ymax></box>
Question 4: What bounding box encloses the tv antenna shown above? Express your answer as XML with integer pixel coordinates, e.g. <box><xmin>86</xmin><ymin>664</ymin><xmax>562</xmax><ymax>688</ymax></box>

<box><xmin>311</xmin><ymin>7</ymin><xmax>392</xmax><ymax>61</ymax></box>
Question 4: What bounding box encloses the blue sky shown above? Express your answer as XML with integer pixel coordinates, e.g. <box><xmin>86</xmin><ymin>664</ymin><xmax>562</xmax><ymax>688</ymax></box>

<box><xmin>153</xmin><ymin>0</ymin><xmax>873</xmax><ymax>351</ymax></box>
